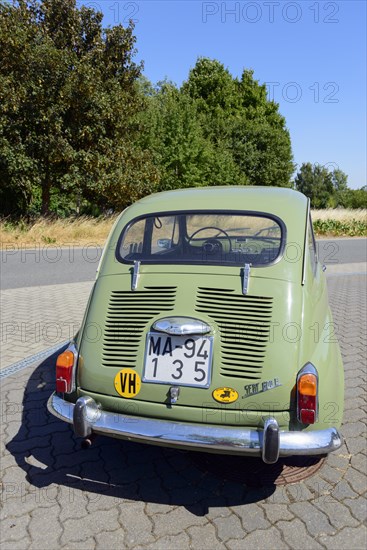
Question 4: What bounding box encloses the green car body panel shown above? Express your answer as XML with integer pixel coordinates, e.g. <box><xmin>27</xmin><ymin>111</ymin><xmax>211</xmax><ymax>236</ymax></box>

<box><xmin>49</xmin><ymin>187</ymin><xmax>344</xmax><ymax>460</ymax></box>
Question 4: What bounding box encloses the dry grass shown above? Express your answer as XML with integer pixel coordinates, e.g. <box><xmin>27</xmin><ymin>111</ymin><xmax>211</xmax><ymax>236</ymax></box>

<box><xmin>0</xmin><ymin>216</ymin><xmax>118</xmax><ymax>247</ymax></box>
<box><xmin>311</xmin><ymin>209</ymin><xmax>366</xmax><ymax>222</ymax></box>
<box><xmin>0</xmin><ymin>209</ymin><xmax>366</xmax><ymax>248</ymax></box>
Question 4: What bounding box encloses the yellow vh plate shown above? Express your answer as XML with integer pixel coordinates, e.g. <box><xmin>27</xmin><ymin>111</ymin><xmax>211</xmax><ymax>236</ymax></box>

<box><xmin>114</xmin><ymin>368</ymin><xmax>141</xmax><ymax>398</ymax></box>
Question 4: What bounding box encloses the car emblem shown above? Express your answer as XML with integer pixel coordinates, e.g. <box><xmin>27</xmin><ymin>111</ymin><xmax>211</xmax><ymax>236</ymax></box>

<box><xmin>212</xmin><ymin>387</ymin><xmax>239</xmax><ymax>404</ymax></box>
<box><xmin>242</xmin><ymin>378</ymin><xmax>282</xmax><ymax>398</ymax></box>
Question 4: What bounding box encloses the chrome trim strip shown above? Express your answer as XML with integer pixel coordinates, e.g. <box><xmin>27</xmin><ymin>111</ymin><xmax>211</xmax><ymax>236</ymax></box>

<box><xmin>48</xmin><ymin>393</ymin><xmax>342</xmax><ymax>459</ymax></box>
<box><xmin>302</xmin><ymin>199</ymin><xmax>310</xmax><ymax>285</ymax></box>
<box><xmin>153</xmin><ymin>317</ymin><xmax>211</xmax><ymax>335</ymax></box>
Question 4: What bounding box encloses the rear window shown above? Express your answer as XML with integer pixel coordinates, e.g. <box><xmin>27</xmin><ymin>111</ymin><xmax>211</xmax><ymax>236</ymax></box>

<box><xmin>117</xmin><ymin>211</ymin><xmax>285</xmax><ymax>266</ymax></box>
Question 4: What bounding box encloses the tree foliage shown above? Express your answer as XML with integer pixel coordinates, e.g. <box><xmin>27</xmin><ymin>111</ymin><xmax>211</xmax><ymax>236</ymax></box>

<box><xmin>5</xmin><ymin>5</ymin><xmax>360</xmax><ymax>218</ymax></box>
<box><xmin>294</xmin><ymin>163</ymin><xmax>366</xmax><ymax>208</ymax></box>
<box><xmin>0</xmin><ymin>0</ymin><xmax>158</xmax><ymax>216</ymax></box>
<box><xmin>294</xmin><ymin>163</ymin><xmax>334</xmax><ymax>208</ymax></box>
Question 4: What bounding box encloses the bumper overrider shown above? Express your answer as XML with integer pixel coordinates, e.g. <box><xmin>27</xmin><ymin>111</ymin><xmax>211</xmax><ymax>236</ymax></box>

<box><xmin>47</xmin><ymin>393</ymin><xmax>342</xmax><ymax>464</ymax></box>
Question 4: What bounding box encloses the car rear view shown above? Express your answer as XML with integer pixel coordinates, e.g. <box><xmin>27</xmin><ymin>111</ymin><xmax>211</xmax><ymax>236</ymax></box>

<box><xmin>48</xmin><ymin>187</ymin><xmax>343</xmax><ymax>463</ymax></box>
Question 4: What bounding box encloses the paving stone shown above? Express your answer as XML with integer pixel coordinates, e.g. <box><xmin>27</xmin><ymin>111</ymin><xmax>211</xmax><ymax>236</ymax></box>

<box><xmin>233</xmin><ymin>504</ymin><xmax>270</xmax><ymax>533</ymax></box>
<box><xmin>313</xmin><ymin>497</ymin><xmax>359</xmax><ymax>529</ymax></box>
<box><xmin>212</xmin><ymin>513</ymin><xmax>244</xmax><ymax>542</ymax></box>
<box><xmin>331</xmin><ymin>480</ymin><xmax>358</xmax><ymax>500</ymax></box>
<box><xmin>326</xmin><ymin>452</ymin><xmax>351</xmax><ymax>471</ymax></box>
<box><xmin>345</xmin><ymin>386</ymin><xmax>366</xmax><ymax>400</ymax></box>
<box><xmin>319</xmin><ymin>463</ymin><xmax>344</xmax><ymax>485</ymax></box>
<box><xmin>261</xmin><ymin>503</ymin><xmax>294</xmax><ymax>523</ymax></box>
<box><xmin>277</xmin><ymin>518</ymin><xmax>323</xmax><ymax>549</ymax></box>
<box><xmin>350</xmin><ymin>453</ymin><xmax>367</xmax><ymax>475</ymax></box>
<box><xmin>0</xmin><ymin>537</ymin><xmax>31</xmax><ymax>550</ymax></box>
<box><xmin>318</xmin><ymin>525</ymin><xmax>367</xmax><ymax>549</ymax></box>
<box><xmin>341</xmin><ymin>422</ymin><xmax>367</xmax><ymax>439</ymax></box>
<box><xmin>288</xmin><ymin>502</ymin><xmax>335</xmax><ymax>537</ymax></box>
<box><xmin>0</xmin><ymin>515</ymin><xmax>30</xmax><ymax>543</ymax></box>
<box><xmin>118</xmin><ymin>502</ymin><xmax>154</xmax><ymax>546</ymax></box>
<box><xmin>95</xmin><ymin>529</ymin><xmax>126</xmax><ymax>549</ymax></box>
<box><xmin>227</xmin><ymin>526</ymin><xmax>287</xmax><ymax>550</ymax></box>
<box><xmin>28</xmin><ymin>505</ymin><xmax>62</xmax><ymax>548</ymax></box>
<box><xmin>58</xmin><ymin>487</ymin><xmax>90</xmax><ymax>523</ymax></box>
<box><xmin>343</xmin><ymin>467</ymin><xmax>367</xmax><ymax>495</ymax></box>
<box><xmin>62</xmin><ymin>538</ymin><xmax>96</xmax><ymax>549</ymax></box>
<box><xmin>285</xmin><ymin>482</ymin><xmax>314</xmax><ymax>502</ymax></box>
<box><xmin>152</xmin><ymin>507</ymin><xmax>207</xmax><ymax>538</ymax></box>
<box><xmin>145</xmin><ymin>502</ymin><xmax>177</xmax><ymax>516</ymax></box>
<box><xmin>345</xmin><ymin>437</ymin><xmax>367</xmax><ymax>455</ymax></box>
<box><xmin>187</xmin><ymin>522</ymin><xmax>221</xmax><ymax>549</ymax></box>
<box><xmin>343</xmin><ymin>496</ymin><xmax>367</xmax><ymax>523</ymax></box>
<box><xmin>136</xmin><ymin>532</ymin><xmax>190</xmax><ymax>549</ymax></box>
<box><xmin>205</xmin><ymin>505</ymin><xmax>233</xmax><ymax>519</ymax></box>
<box><xmin>61</xmin><ymin>509</ymin><xmax>120</xmax><ymax>545</ymax></box>
<box><xmin>264</xmin><ymin>487</ymin><xmax>291</xmax><ymax>504</ymax></box>
<box><xmin>1</xmin><ymin>465</ymin><xmax>30</xmax><ymax>488</ymax></box>
<box><xmin>344</xmin><ymin>397</ymin><xmax>365</xmax><ymax>411</ymax></box>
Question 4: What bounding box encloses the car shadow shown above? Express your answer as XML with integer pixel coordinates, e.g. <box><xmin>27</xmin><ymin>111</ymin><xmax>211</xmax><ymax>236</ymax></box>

<box><xmin>6</xmin><ymin>349</ymin><xmax>280</xmax><ymax>516</ymax></box>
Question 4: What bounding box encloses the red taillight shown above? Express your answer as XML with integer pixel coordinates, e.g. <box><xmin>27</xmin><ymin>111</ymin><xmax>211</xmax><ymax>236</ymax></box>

<box><xmin>297</xmin><ymin>372</ymin><xmax>317</xmax><ymax>425</ymax></box>
<box><xmin>56</xmin><ymin>350</ymin><xmax>75</xmax><ymax>393</ymax></box>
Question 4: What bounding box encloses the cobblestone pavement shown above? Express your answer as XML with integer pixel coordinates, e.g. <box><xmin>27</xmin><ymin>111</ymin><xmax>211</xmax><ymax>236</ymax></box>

<box><xmin>0</xmin><ymin>282</ymin><xmax>93</xmax><ymax>370</ymax></box>
<box><xmin>0</xmin><ymin>273</ymin><xmax>366</xmax><ymax>549</ymax></box>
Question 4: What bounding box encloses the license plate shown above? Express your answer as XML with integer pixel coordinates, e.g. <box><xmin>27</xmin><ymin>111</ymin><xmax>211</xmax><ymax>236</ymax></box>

<box><xmin>143</xmin><ymin>332</ymin><xmax>213</xmax><ymax>388</ymax></box>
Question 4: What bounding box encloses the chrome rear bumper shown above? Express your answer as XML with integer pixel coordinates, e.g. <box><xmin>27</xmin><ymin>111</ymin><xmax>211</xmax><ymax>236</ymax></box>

<box><xmin>47</xmin><ymin>393</ymin><xmax>342</xmax><ymax>464</ymax></box>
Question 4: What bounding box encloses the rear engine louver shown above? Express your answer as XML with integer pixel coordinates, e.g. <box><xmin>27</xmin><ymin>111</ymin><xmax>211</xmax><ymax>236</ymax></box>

<box><xmin>102</xmin><ymin>287</ymin><xmax>176</xmax><ymax>368</ymax></box>
<box><xmin>195</xmin><ymin>288</ymin><xmax>273</xmax><ymax>380</ymax></box>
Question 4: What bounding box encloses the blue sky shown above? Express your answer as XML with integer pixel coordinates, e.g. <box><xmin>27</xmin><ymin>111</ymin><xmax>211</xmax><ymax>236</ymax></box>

<box><xmin>80</xmin><ymin>0</ymin><xmax>366</xmax><ymax>188</ymax></box>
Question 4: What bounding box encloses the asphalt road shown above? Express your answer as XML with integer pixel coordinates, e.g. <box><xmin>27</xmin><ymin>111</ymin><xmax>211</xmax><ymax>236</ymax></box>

<box><xmin>1</xmin><ymin>238</ymin><xmax>366</xmax><ymax>290</ymax></box>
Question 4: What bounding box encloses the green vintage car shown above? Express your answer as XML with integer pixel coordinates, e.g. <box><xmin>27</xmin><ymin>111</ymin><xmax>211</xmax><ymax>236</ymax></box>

<box><xmin>48</xmin><ymin>187</ymin><xmax>344</xmax><ymax>464</ymax></box>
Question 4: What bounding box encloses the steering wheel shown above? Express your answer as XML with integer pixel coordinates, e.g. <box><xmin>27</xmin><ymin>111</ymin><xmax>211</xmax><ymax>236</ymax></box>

<box><xmin>187</xmin><ymin>226</ymin><xmax>232</xmax><ymax>254</ymax></box>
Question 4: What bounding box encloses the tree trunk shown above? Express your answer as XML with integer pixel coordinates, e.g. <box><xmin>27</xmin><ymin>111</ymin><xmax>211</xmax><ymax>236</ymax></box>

<box><xmin>41</xmin><ymin>164</ymin><xmax>51</xmax><ymax>215</ymax></box>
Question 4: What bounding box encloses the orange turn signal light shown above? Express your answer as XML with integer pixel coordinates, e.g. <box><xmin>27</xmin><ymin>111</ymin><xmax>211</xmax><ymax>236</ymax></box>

<box><xmin>297</xmin><ymin>373</ymin><xmax>317</xmax><ymax>396</ymax></box>
<box><xmin>56</xmin><ymin>351</ymin><xmax>74</xmax><ymax>368</ymax></box>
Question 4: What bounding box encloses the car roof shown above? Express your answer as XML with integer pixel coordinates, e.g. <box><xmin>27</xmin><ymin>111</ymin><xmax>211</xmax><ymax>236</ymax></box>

<box><xmin>127</xmin><ymin>186</ymin><xmax>308</xmax><ymax>222</ymax></box>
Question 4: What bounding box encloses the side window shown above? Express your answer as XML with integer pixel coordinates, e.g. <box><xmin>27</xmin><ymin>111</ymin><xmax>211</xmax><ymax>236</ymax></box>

<box><xmin>308</xmin><ymin>214</ymin><xmax>317</xmax><ymax>275</ymax></box>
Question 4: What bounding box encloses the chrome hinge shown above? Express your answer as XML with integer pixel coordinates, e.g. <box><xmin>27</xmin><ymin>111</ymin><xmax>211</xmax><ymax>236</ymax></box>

<box><xmin>242</xmin><ymin>263</ymin><xmax>251</xmax><ymax>295</ymax></box>
<box><xmin>131</xmin><ymin>260</ymin><xmax>140</xmax><ymax>291</ymax></box>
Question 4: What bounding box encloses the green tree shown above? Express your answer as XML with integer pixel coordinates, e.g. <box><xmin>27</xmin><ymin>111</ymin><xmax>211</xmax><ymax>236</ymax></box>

<box><xmin>182</xmin><ymin>59</ymin><xmax>294</xmax><ymax>187</ymax></box>
<box><xmin>344</xmin><ymin>186</ymin><xmax>367</xmax><ymax>208</ymax></box>
<box><xmin>140</xmin><ymin>81</ymin><xmax>247</xmax><ymax>190</ymax></box>
<box><xmin>331</xmin><ymin>168</ymin><xmax>349</xmax><ymax>207</ymax></box>
<box><xmin>0</xmin><ymin>0</ymin><xmax>157</xmax><ymax>216</ymax></box>
<box><xmin>294</xmin><ymin>163</ymin><xmax>334</xmax><ymax>208</ymax></box>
